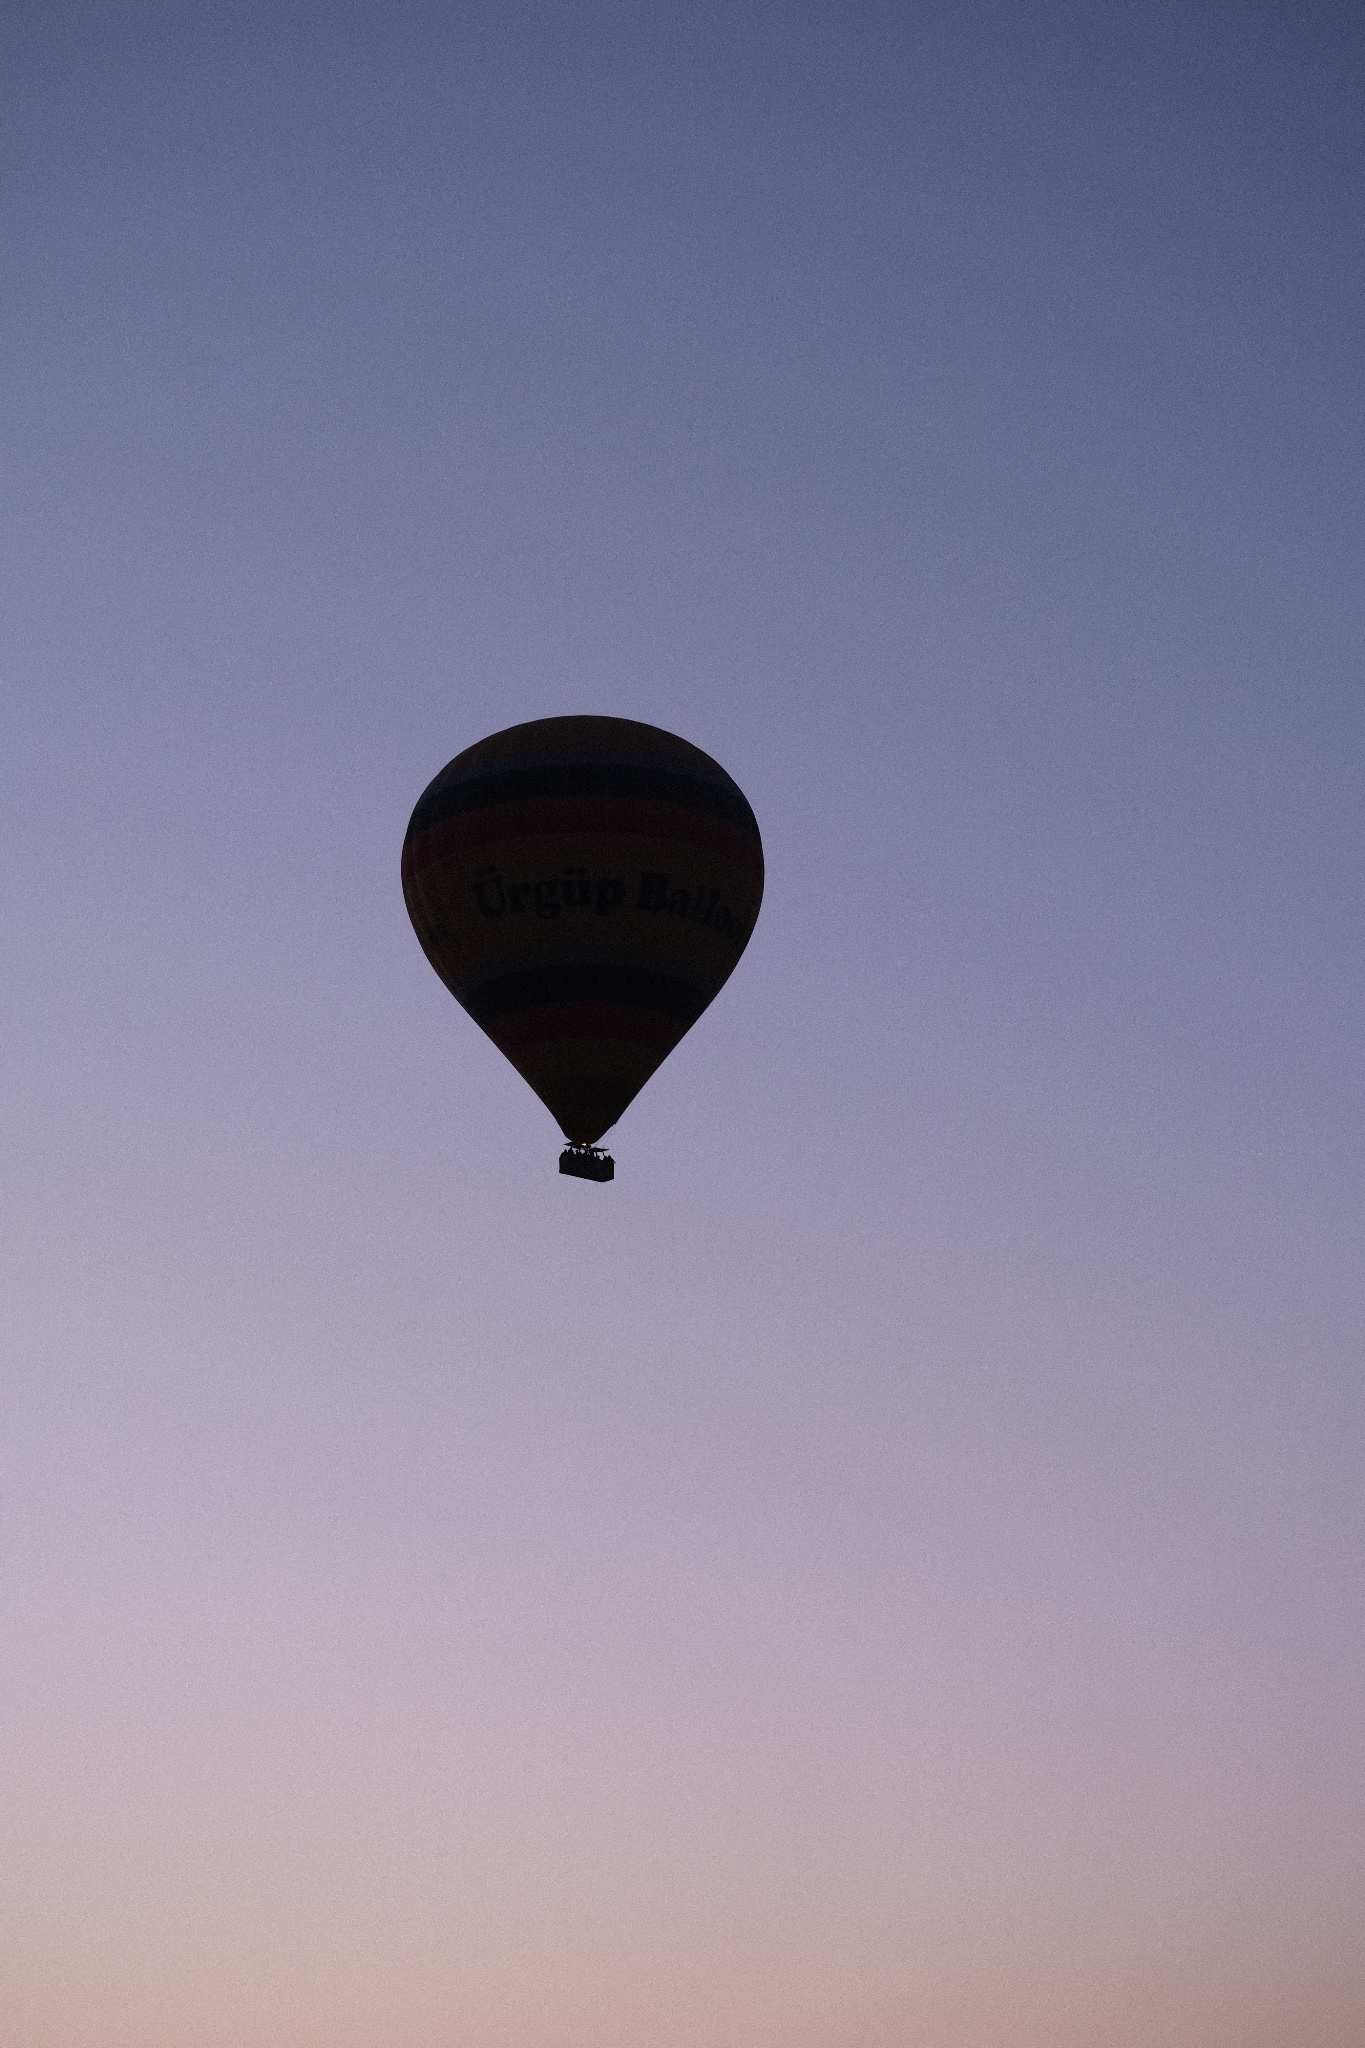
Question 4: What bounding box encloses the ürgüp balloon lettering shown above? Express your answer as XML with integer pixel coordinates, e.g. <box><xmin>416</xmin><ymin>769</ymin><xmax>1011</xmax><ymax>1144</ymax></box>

<box><xmin>472</xmin><ymin>865</ymin><xmax>747</xmax><ymax>942</ymax></box>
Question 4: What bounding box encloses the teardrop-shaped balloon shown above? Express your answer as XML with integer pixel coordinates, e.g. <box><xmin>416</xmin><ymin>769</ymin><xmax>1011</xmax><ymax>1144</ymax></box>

<box><xmin>402</xmin><ymin>716</ymin><xmax>764</xmax><ymax>1159</ymax></box>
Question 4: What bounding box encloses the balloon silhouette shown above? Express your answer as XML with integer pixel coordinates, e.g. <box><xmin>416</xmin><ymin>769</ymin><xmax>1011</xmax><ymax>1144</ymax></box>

<box><xmin>402</xmin><ymin>716</ymin><xmax>764</xmax><ymax>1177</ymax></box>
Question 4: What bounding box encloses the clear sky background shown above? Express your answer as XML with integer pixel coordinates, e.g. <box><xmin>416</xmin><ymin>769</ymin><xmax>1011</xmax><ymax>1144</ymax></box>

<box><xmin>2</xmin><ymin>5</ymin><xmax>1362</xmax><ymax>2044</ymax></box>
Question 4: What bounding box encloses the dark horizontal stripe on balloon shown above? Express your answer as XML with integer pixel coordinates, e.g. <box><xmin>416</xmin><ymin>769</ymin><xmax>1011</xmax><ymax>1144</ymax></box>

<box><xmin>409</xmin><ymin>762</ymin><xmax>759</xmax><ymax>838</ymax></box>
<box><xmin>451</xmin><ymin>942</ymin><xmax>719</xmax><ymax>990</ymax></box>
<box><xmin>461</xmin><ymin>962</ymin><xmax>714</xmax><ymax>1028</ymax></box>
<box><xmin>403</xmin><ymin>797</ymin><xmax>765</xmax><ymax>877</ymax></box>
<box><xmin>483</xmin><ymin>1002</ymin><xmax>685</xmax><ymax>1052</ymax></box>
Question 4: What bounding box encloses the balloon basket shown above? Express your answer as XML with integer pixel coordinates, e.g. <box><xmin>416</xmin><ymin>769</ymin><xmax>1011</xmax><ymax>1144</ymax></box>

<box><xmin>559</xmin><ymin>1144</ymin><xmax>615</xmax><ymax>1183</ymax></box>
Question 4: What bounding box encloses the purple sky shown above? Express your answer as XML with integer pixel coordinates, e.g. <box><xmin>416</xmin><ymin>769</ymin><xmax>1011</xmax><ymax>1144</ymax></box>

<box><xmin>3</xmin><ymin>5</ymin><xmax>1363</xmax><ymax>2043</ymax></box>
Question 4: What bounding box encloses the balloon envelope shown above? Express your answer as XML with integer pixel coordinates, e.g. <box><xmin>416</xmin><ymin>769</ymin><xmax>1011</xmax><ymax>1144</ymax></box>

<box><xmin>402</xmin><ymin>716</ymin><xmax>764</xmax><ymax>1146</ymax></box>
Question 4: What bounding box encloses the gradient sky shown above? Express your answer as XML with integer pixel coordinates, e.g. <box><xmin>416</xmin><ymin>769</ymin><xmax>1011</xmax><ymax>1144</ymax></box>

<box><xmin>2</xmin><ymin>5</ymin><xmax>1363</xmax><ymax>2044</ymax></box>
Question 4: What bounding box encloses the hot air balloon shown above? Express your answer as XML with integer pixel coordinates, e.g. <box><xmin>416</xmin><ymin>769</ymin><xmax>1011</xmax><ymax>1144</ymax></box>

<box><xmin>402</xmin><ymin>716</ymin><xmax>763</xmax><ymax>1180</ymax></box>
